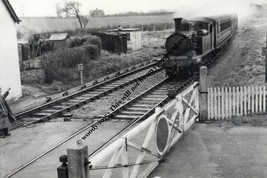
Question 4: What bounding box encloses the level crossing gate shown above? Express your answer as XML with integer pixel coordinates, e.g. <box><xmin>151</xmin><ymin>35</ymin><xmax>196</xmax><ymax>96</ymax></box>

<box><xmin>87</xmin><ymin>82</ymin><xmax>199</xmax><ymax>178</ymax></box>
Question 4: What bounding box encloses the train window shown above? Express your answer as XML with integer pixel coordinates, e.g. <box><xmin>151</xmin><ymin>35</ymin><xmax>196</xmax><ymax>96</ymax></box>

<box><xmin>209</xmin><ymin>25</ymin><xmax>212</xmax><ymax>33</ymax></box>
<box><xmin>193</xmin><ymin>23</ymin><xmax>208</xmax><ymax>31</ymax></box>
<box><xmin>220</xmin><ymin>20</ymin><xmax>231</xmax><ymax>32</ymax></box>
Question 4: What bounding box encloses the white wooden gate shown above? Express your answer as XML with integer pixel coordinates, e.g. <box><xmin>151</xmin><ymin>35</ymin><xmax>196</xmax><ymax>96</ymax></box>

<box><xmin>208</xmin><ymin>85</ymin><xmax>267</xmax><ymax>119</ymax></box>
<box><xmin>88</xmin><ymin>82</ymin><xmax>199</xmax><ymax>178</ymax></box>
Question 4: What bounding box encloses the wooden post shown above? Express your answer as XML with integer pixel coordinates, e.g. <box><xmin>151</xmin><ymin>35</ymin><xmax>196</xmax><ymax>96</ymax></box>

<box><xmin>199</xmin><ymin>66</ymin><xmax>208</xmax><ymax>121</ymax></box>
<box><xmin>67</xmin><ymin>146</ymin><xmax>89</xmax><ymax>178</ymax></box>
<box><xmin>80</xmin><ymin>70</ymin><xmax>84</xmax><ymax>85</ymax></box>
<box><xmin>262</xmin><ymin>28</ymin><xmax>267</xmax><ymax>82</ymax></box>
<box><xmin>78</xmin><ymin>64</ymin><xmax>84</xmax><ymax>85</ymax></box>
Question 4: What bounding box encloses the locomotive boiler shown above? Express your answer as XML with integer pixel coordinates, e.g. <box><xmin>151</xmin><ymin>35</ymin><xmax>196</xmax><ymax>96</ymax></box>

<box><xmin>162</xmin><ymin>14</ymin><xmax>238</xmax><ymax>77</ymax></box>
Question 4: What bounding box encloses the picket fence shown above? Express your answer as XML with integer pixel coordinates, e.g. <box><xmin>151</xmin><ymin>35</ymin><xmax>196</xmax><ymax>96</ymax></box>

<box><xmin>208</xmin><ymin>85</ymin><xmax>267</xmax><ymax>119</ymax></box>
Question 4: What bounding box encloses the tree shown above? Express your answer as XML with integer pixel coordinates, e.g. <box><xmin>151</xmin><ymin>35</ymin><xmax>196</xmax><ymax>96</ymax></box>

<box><xmin>57</xmin><ymin>1</ymin><xmax>89</xmax><ymax>30</ymax></box>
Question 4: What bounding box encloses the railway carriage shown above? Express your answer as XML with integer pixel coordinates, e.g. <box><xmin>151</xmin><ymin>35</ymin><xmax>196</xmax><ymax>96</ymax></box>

<box><xmin>162</xmin><ymin>14</ymin><xmax>238</xmax><ymax>77</ymax></box>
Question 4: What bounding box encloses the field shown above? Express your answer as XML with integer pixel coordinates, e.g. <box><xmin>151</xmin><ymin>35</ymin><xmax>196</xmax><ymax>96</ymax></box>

<box><xmin>17</xmin><ymin>15</ymin><xmax>174</xmax><ymax>40</ymax></box>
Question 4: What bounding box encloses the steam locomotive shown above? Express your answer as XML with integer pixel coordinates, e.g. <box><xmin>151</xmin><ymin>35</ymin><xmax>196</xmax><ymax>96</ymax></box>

<box><xmin>162</xmin><ymin>14</ymin><xmax>238</xmax><ymax>77</ymax></box>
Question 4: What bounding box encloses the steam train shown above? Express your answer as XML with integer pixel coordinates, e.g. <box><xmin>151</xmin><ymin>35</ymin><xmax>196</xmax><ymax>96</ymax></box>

<box><xmin>162</xmin><ymin>14</ymin><xmax>238</xmax><ymax>77</ymax></box>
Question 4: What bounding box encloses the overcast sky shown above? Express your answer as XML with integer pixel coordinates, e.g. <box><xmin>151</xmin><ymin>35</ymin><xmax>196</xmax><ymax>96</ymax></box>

<box><xmin>9</xmin><ymin>0</ymin><xmax>265</xmax><ymax>17</ymax></box>
<box><xmin>9</xmin><ymin>0</ymin><xmax>184</xmax><ymax>17</ymax></box>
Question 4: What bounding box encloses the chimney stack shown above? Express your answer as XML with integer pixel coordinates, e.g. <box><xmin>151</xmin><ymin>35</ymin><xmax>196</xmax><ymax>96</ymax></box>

<box><xmin>174</xmin><ymin>18</ymin><xmax>183</xmax><ymax>32</ymax></box>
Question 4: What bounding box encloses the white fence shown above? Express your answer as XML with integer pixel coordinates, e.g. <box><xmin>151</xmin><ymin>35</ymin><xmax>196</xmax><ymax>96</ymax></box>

<box><xmin>88</xmin><ymin>82</ymin><xmax>199</xmax><ymax>178</ymax></box>
<box><xmin>208</xmin><ymin>85</ymin><xmax>267</xmax><ymax>119</ymax></box>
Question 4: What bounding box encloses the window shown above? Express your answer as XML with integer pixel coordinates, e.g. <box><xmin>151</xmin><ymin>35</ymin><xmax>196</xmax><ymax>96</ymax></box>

<box><xmin>127</xmin><ymin>33</ymin><xmax>130</xmax><ymax>41</ymax></box>
<box><xmin>209</xmin><ymin>25</ymin><xmax>212</xmax><ymax>33</ymax></box>
<box><xmin>220</xmin><ymin>20</ymin><xmax>231</xmax><ymax>32</ymax></box>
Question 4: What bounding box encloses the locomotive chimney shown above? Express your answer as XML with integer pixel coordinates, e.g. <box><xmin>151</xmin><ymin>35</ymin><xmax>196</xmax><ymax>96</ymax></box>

<box><xmin>174</xmin><ymin>18</ymin><xmax>183</xmax><ymax>32</ymax></box>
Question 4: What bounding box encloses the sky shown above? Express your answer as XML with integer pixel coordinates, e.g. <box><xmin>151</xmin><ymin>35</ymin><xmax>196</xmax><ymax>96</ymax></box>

<box><xmin>9</xmin><ymin>0</ymin><xmax>266</xmax><ymax>17</ymax></box>
<box><xmin>9</xmin><ymin>0</ymin><xmax>184</xmax><ymax>17</ymax></box>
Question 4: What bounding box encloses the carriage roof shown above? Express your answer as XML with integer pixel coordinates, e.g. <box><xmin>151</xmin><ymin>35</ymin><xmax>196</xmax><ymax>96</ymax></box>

<box><xmin>191</xmin><ymin>14</ymin><xmax>237</xmax><ymax>24</ymax></box>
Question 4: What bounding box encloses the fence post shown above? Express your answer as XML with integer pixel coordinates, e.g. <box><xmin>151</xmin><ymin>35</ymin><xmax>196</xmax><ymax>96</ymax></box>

<box><xmin>57</xmin><ymin>155</ymin><xmax>68</xmax><ymax>178</ymax></box>
<box><xmin>199</xmin><ymin>66</ymin><xmax>208</xmax><ymax>121</ymax></box>
<box><xmin>67</xmin><ymin>146</ymin><xmax>89</xmax><ymax>178</ymax></box>
<box><xmin>261</xmin><ymin>28</ymin><xmax>267</xmax><ymax>82</ymax></box>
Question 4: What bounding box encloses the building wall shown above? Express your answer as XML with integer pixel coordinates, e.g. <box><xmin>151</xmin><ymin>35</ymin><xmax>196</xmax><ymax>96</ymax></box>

<box><xmin>52</xmin><ymin>40</ymin><xmax>65</xmax><ymax>50</ymax></box>
<box><xmin>128</xmin><ymin>31</ymin><xmax>142</xmax><ymax>50</ymax></box>
<box><xmin>0</xmin><ymin>1</ymin><xmax>22</xmax><ymax>100</ymax></box>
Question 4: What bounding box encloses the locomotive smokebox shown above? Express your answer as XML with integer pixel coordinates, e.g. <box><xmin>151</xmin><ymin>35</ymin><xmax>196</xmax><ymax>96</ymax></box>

<box><xmin>174</xmin><ymin>18</ymin><xmax>190</xmax><ymax>32</ymax></box>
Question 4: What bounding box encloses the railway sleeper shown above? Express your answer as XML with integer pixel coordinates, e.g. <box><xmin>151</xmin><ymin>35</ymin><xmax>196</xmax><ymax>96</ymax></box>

<box><xmin>137</xmin><ymin>100</ymin><xmax>159</xmax><ymax>105</ymax></box>
<box><xmin>75</xmin><ymin>97</ymin><xmax>91</xmax><ymax>100</ymax></box>
<box><xmin>145</xmin><ymin>95</ymin><xmax>167</xmax><ymax>98</ymax></box>
<box><xmin>104</xmin><ymin>84</ymin><xmax>121</xmax><ymax>87</ymax></box>
<box><xmin>141</xmin><ymin>97</ymin><xmax>164</xmax><ymax>101</ymax></box>
<box><xmin>131</xmin><ymin>104</ymin><xmax>154</xmax><ymax>108</ymax></box>
<box><xmin>119</xmin><ymin>111</ymin><xmax>147</xmax><ymax>115</ymax></box>
<box><xmin>62</xmin><ymin>100</ymin><xmax>78</xmax><ymax>104</ymax></box>
<box><xmin>19</xmin><ymin>117</ymin><xmax>40</xmax><ymax>122</ymax></box>
<box><xmin>127</xmin><ymin>107</ymin><xmax>151</xmax><ymax>112</ymax></box>
<box><xmin>68</xmin><ymin>99</ymin><xmax>86</xmax><ymax>103</ymax></box>
<box><xmin>99</xmin><ymin>86</ymin><xmax>118</xmax><ymax>89</ymax></box>
<box><xmin>81</xmin><ymin>94</ymin><xmax>99</xmax><ymax>97</ymax></box>
<box><xmin>112</xmin><ymin>82</ymin><xmax>128</xmax><ymax>85</ymax></box>
<box><xmin>52</xmin><ymin>105</ymin><xmax>68</xmax><ymax>109</ymax></box>
<box><xmin>41</xmin><ymin>109</ymin><xmax>60</xmax><ymax>113</ymax></box>
<box><xmin>153</xmin><ymin>88</ymin><xmax>169</xmax><ymax>91</ymax></box>
<box><xmin>149</xmin><ymin>92</ymin><xmax>167</xmax><ymax>95</ymax></box>
<box><xmin>32</xmin><ymin>112</ymin><xmax>53</xmax><ymax>117</ymax></box>
<box><xmin>86</xmin><ymin>91</ymin><xmax>103</xmax><ymax>94</ymax></box>
<box><xmin>113</xmin><ymin>115</ymin><xmax>140</xmax><ymax>120</ymax></box>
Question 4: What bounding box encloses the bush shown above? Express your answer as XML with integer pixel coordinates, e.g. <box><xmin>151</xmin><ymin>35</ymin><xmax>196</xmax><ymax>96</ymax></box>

<box><xmin>41</xmin><ymin>47</ymin><xmax>91</xmax><ymax>83</ymax></box>
<box><xmin>66</xmin><ymin>35</ymin><xmax>102</xmax><ymax>49</ymax></box>
<box><xmin>42</xmin><ymin>60</ymin><xmax>77</xmax><ymax>83</ymax></box>
<box><xmin>84</xmin><ymin>44</ymin><xmax>100</xmax><ymax>60</ymax></box>
<box><xmin>83</xmin><ymin>35</ymin><xmax>102</xmax><ymax>50</ymax></box>
<box><xmin>66</xmin><ymin>37</ymin><xmax>84</xmax><ymax>48</ymax></box>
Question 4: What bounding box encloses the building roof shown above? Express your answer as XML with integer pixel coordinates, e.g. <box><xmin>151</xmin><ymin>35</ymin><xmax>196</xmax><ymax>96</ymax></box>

<box><xmin>2</xmin><ymin>0</ymin><xmax>20</xmax><ymax>23</ymax></box>
<box><xmin>49</xmin><ymin>33</ymin><xmax>69</xmax><ymax>41</ymax></box>
<box><xmin>108</xmin><ymin>28</ymin><xmax>141</xmax><ymax>32</ymax></box>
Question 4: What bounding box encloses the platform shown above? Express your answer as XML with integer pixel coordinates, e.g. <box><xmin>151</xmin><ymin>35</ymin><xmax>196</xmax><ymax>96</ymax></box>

<box><xmin>149</xmin><ymin>123</ymin><xmax>267</xmax><ymax>178</ymax></box>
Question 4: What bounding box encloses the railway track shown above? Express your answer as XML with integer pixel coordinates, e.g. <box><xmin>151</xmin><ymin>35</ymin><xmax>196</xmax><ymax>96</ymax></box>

<box><xmin>13</xmin><ymin>61</ymin><xmax>162</xmax><ymax>129</ymax></box>
<box><xmin>5</xmin><ymin>74</ymin><xmax>195</xmax><ymax>178</ymax></box>
<box><xmin>88</xmin><ymin>75</ymin><xmax>195</xmax><ymax>158</ymax></box>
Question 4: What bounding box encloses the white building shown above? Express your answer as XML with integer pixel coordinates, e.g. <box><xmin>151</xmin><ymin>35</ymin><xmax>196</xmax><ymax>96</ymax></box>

<box><xmin>108</xmin><ymin>27</ymin><xmax>142</xmax><ymax>51</ymax></box>
<box><xmin>0</xmin><ymin>0</ymin><xmax>21</xmax><ymax>99</ymax></box>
